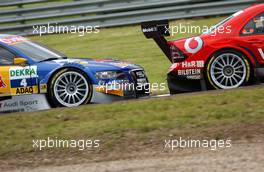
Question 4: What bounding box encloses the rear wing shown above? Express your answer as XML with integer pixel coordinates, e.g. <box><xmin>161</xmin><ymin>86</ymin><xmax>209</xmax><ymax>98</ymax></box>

<box><xmin>141</xmin><ymin>20</ymin><xmax>172</xmax><ymax>62</ymax></box>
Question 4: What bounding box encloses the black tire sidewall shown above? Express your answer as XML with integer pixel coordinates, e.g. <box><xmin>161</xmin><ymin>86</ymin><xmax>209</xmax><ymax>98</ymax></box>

<box><xmin>47</xmin><ymin>68</ymin><xmax>93</xmax><ymax>107</ymax></box>
<box><xmin>206</xmin><ymin>50</ymin><xmax>251</xmax><ymax>89</ymax></box>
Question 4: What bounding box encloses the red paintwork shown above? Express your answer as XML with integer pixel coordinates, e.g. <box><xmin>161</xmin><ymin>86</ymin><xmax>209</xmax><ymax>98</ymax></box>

<box><xmin>168</xmin><ymin>3</ymin><xmax>264</xmax><ymax>73</ymax></box>
<box><xmin>0</xmin><ymin>76</ymin><xmax>6</xmax><ymax>88</ymax></box>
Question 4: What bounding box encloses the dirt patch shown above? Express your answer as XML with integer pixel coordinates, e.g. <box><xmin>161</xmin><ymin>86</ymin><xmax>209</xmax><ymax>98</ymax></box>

<box><xmin>4</xmin><ymin>141</ymin><xmax>264</xmax><ymax>172</ymax></box>
<box><xmin>1</xmin><ymin>122</ymin><xmax>263</xmax><ymax>171</ymax></box>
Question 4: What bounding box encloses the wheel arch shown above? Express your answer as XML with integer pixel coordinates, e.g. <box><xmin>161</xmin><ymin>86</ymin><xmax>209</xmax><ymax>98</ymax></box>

<box><xmin>46</xmin><ymin>66</ymin><xmax>93</xmax><ymax>107</ymax></box>
<box><xmin>205</xmin><ymin>47</ymin><xmax>256</xmax><ymax>70</ymax></box>
<box><xmin>47</xmin><ymin>66</ymin><xmax>92</xmax><ymax>89</ymax></box>
<box><xmin>204</xmin><ymin>47</ymin><xmax>254</xmax><ymax>89</ymax></box>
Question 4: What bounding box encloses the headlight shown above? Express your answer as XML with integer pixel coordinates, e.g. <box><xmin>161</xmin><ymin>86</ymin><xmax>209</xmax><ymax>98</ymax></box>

<box><xmin>96</xmin><ymin>71</ymin><xmax>118</xmax><ymax>79</ymax></box>
<box><xmin>96</xmin><ymin>71</ymin><xmax>127</xmax><ymax>80</ymax></box>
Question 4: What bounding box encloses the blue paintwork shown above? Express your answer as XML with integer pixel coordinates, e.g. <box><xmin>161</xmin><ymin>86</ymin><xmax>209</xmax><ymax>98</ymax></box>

<box><xmin>36</xmin><ymin>59</ymin><xmax>143</xmax><ymax>86</ymax></box>
<box><xmin>0</xmin><ymin>34</ymin><xmax>144</xmax><ymax>93</ymax></box>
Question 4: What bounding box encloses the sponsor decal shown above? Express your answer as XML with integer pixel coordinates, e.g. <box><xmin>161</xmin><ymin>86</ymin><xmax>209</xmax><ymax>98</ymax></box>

<box><xmin>178</xmin><ymin>69</ymin><xmax>201</xmax><ymax>76</ymax></box>
<box><xmin>94</xmin><ymin>59</ymin><xmax>132</xmax><ymax>68</ymax></box>
<box><xmin>0</xmin><ymin>94</ymin><xmax>51</xmax><ymax>113</ymax></box>
<box><xmin>186</xmin><ymin>75</ymin><xmax>202</xmax><ymax>79</ymax></box>
<box><xmin>16</xmin><ymin>86</ymin><xmax>34</xmax><ymax>95</ymax></box>
<box><xmin>184</xmin><ymin>37</ymin><xmax>203</xmax><ymax>54</ymax></box>
<box><xmin>55</xmin><ymin>59</ymin><xmax>80</xmax><ymax>63</ymax></box>
<box><xmin>9</xmin><ymin>66</ymin><xmax>38</xmax><ymax>80</ymax></box>
<box><xmin>169</xmin><ymin>60</ymin><xmax>204</xmax><ymax>73</ymax></box>
<box><xmin>170</xmin><ymin>60</ymin><xmax>204</xmax><ymax>79</ymax></box>
<box><xmin>0</xmin><ymin>36</ymin><xmax>28</xmax><ymax>45</ymax></box>
<box><xmin>174</xmin><ymin>60</ymin><xmax>204</xmax><ymax>68</ymax></box>
<box><xmin>40</xmin><ymin>84</ymin><xmax>47</xmax><ymax>93</ymax></box>
<box><xmin>54</xmin><ymin>59</ymin><xmax>88</xmax><ymax>66</ymax></box>
<box><xmin>0</xmin><ymin>100</ymin><xmax>38</xmax><ymax>109</ymax></box>
<box><xmin>258</xmin><ymin>48</ymin><xmax>264</xmax><ymax>60</ymax></box>
<box><xmin>110</xmin><ymin>62</ymin><xmax>131</xmax><ymax>68</ymax></box>
<box><xmin>0</xmin><ymin>75</ymin><xmax>6</xmax><ymax>88</ymax></box>
<box><xmin>142</xmin><ymin>27</ymin><xmax>158</xmax><ymax>33</ymax></box>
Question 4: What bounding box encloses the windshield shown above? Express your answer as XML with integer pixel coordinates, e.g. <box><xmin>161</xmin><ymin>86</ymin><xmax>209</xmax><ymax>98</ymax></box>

<box><xmin>12</xmin><ymin>40</ymin><xmax>66</xmax><ymax>61</ymax></box>
<box><xmin>204</xmin><ymin>10</ymin><xmax>244</xmax><ymax>34</ymax></box>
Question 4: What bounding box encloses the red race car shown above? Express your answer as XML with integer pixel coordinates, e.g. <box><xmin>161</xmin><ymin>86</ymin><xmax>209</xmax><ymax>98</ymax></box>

<box><xmin>142</xmin><ymin>3</ymin><xmax>264</xmax><ymax>93</ymax></box>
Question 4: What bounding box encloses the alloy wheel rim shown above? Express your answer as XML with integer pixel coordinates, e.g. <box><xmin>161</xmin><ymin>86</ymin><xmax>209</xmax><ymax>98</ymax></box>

<box><xmin>210</xmin><ymin>53</ymin><xmax>246</xmax><ymax>89</ymax></box>
<box><xmin>54</xmin><ymin>71</ymin><xmax>89</xmax><ymax>107</ymax></box>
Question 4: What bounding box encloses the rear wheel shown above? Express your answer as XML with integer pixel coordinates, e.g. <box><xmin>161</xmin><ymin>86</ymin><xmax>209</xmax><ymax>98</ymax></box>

<box><xmin>206</xmin><ymin>50</ymin><xmax>251</xmax><ymax>89</ymax></box>
<box><xmin>48</xmin><ymin>69</ymin><xmax>92</xmax><ymax>107</ymax></box>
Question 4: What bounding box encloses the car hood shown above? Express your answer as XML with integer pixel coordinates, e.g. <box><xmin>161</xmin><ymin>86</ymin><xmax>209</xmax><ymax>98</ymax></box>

<box><xmin>46</xmin><ymin>58</ymin><xmax>143</xmax><ymax>71</ymax></box>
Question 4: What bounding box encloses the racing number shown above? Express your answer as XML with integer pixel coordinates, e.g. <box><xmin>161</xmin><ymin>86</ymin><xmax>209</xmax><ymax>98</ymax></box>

<box><xmin>20</xmin><ymin>78</ymin><xmax>27</xmax><ymax>87</ymax></box>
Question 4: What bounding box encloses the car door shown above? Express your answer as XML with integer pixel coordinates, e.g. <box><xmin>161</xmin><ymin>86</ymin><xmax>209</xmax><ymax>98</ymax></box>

<box><xmin>0</xmin><ymin>46</ymin><xmax>16</xmax><ymax>97</ymax></box>
<box><xmin>240</xmin><ymin>12</ymin><xmax>264</xmax><ymax>64</ymax></box>
<box><xmin>0</xmin><ymin>46</ymin><xmax>38</xmax><ymax>97</ymax></box>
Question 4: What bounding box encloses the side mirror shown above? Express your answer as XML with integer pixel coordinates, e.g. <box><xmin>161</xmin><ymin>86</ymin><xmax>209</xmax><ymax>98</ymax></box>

<box><xmin>14</xmin><ymin>57</ymin><xmax>28</xmax><ymax>65</ymax></box>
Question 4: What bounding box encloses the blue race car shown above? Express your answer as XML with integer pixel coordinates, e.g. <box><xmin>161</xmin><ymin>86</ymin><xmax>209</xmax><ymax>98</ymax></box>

<box><xmin>0</xmin><ymin>35</ymin><xmax>149</xmax><ymax>107</ymax></box>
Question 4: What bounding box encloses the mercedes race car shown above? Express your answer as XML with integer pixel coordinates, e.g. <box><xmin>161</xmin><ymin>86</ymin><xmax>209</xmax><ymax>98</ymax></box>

<box><xmin>142</xmin><ymin>3</ymin><xmax>264</xmax><ymax>93</ymax></box>
<box><xmin>0</xmin><ymin>35</ymin><xmax>149</xmax><ymax>108</ymax></box>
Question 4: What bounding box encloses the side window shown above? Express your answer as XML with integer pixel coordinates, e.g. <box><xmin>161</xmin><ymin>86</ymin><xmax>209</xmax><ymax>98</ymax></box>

<box><xmin>242</xmin><ymin>12</ymin><xmax>264</xmax><ymax>35</ymax></box>
<box><xmin>0</xmin><ymin>47</ymin><xmax>15</xmax><ymax>65</ymax></box>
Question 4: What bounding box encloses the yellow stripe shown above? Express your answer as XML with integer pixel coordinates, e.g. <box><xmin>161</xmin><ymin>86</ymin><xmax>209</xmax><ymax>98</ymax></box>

<box><xmin>11</xmin><ymin>86</ymin><xmax>38</xmax><ymax>95</ymax></box>
<box><xmin>206</xmin><ymin>56</ymin><xmax>219</xmax><ymax>89</ymax></box>
<box><xmin>96</xmin><ymin>87</ymin><xmax>124</xmax><ymax>97</ymax></box>
<box><xmin>0</xmin><ymin>66</ymin><xmax>11</xmax><ymax>95</ymax></box>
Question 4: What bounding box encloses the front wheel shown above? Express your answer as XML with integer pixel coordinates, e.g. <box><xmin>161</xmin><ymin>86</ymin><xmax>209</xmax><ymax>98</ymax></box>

<box><xmin>206</xmin><ymin>50</ymin><xmax>251</xmax><ymax>89</ymax></box>
<box><xmin>48</xmin><ymin>69</ymin><xmax>93</xmax><ymax>107</ymax></box>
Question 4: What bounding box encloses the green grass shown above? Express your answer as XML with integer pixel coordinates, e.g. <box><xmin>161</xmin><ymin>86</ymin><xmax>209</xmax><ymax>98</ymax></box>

<box><xmin>0</xmin><ymin>87</ymin><xmax>264</xmax><ymax>157</ymax></box>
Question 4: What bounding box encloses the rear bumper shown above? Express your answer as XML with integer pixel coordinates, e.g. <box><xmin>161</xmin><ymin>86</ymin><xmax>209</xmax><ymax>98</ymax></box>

<box><xmin>168</xmin><ymin>67</ymin><xmax>264</xmax><ymax>94</ymax></box>
<box><xmin>255</xmin><ymin>68</ymin><xmax>264</xmax><ymax>77</ymax></box>
<box><xmin>167</xmin><ymin>72</ymin><xmax>207</xmax><ymax>94</ymax></box>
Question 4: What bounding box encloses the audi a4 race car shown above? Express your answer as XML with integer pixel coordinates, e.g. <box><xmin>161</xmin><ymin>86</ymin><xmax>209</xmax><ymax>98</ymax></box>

<box><xmin>0</xmin><ymin>35</ymin><xmax>149</xmax><ymax>109</ymax></box>
<box><xmin>142</xmin><ymin>3</ymin><xmax>264</xmax><ymax>93</ymax></box>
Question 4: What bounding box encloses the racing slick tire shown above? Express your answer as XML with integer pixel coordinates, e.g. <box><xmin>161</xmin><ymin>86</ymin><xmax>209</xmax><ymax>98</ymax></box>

<box><xmin>206</xmin><ymin>50</ymin><xmax>251</xmax><ymax>90</ymax></box>
<box><xmin>48</xmin><ymin>68</ymin><xmax>93</xmax><ymax>107</ymax></box>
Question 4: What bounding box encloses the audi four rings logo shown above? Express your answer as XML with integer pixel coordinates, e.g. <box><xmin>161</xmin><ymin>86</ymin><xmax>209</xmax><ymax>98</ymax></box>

<box><xmin>184</xmin><ymin>37</ymin><xmax>203</xmax><ymax>54</ymax></box>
